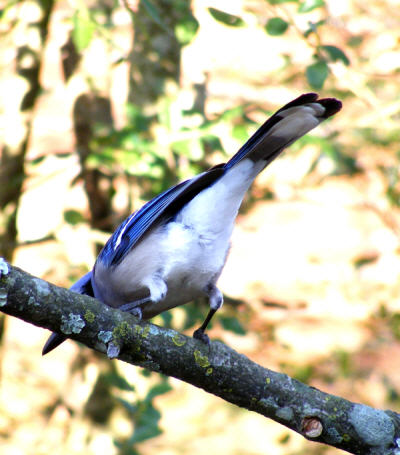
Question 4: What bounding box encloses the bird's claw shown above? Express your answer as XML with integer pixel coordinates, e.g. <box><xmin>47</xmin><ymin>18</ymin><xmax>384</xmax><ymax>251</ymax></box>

<box><xmin>193</xmin><ymin>328</ymin><xmax>210</xmax><ymax>346</ymax></box>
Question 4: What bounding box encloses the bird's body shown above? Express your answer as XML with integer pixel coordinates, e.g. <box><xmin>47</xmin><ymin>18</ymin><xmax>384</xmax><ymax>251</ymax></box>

<box><xmin>94</xmin><ymin>158</ymin><xmax>259</xmax><ymax>317</ymax></box>
<box><xmin>42</xmin><ymin>93</ymin><xmax>342</xmax><ymax>355</ymax></box>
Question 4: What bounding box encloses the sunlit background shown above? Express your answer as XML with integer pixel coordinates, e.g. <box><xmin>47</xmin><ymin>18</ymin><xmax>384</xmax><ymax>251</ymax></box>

<box><xmin>1</xmin><ymin>0</ymin><xmax>400</xmax><ymax>454</ymax></box>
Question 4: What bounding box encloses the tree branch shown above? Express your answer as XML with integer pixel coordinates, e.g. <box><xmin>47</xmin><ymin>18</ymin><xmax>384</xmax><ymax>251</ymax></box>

<box><xmin>1</xmin><ymin>258</ymin><xmax>400</xmax><ymax>455</ymax></box>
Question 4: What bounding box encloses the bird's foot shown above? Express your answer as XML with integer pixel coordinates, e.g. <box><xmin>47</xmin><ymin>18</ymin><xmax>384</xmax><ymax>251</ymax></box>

<box><xmin>193</xmin><ymin>328</ymin><xmax>210</xmax><ymax>346</ymax></box>
<box><xmin>119</xmin><ymin>303</ymin><xmax>143</xmax><ymax>320</ymax></box>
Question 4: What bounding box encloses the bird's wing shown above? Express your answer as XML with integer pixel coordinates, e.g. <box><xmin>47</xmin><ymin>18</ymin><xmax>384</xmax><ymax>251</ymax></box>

<box><xmin>98</xmin><ymin>165</ymin><xmax>225</xmax><ymax>267</ymax></box>
<box><xmin>70</xmin><ymin>271</ymin><xmax>94</xmax><ymax>295</ymax></box>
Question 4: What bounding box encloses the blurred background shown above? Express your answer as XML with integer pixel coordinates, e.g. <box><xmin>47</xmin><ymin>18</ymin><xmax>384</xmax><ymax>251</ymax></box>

<box><xmin>1</xmin><ymin>0</ymin><xmax>400</xmax><ymax>454</ymax></box>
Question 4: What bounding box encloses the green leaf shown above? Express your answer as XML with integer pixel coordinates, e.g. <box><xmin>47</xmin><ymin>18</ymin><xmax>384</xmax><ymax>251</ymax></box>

<box><xmin>265</xmin><ymin>17</ymin><xmax>289</xmax><ymax>36</ymax></box>
<box><xmin>322</xmin><ymin>45</ymin><xmax>350</xmax><ymax>66</ymax></box>
<box><xmin>390</xmin><ymin>313</ymin><xmax>400</xmax><ymax>340</ymax></box>
<box><xmin>130</xmin><ymin>422</ymin><xmax>162</xmax><ymax>444</ymax></box>
<box><xmin>131</xmin><ymin>424</ymin><xmax>162</xmax><ymax>445</ymax></box>
<box><xmin>298</xmin><ymin>0</ymin><xmax>325</xmax><ymax>13</ymax></box>
<box><xmin>278</xmin><ymin>433</ymin><xmax>291</xmax><ymax>445</ymax></box>
<box><xmin>208</xmin><ymin>8</ymin><xmax>245</xmax><ymax>27</ymax></box>
<box><xmin>220</xmin><ymin>316</ymin><xmax>246</xmax><ymax>335</ymax></box>
<box><xmin>232</xmin><ymin>124</ymin><xmax>249</xmax><ymax>142</ymax></box>
<box><xmin>115</xmin><ymin>397</ymin><xmax>137</xmax><ymax>415</ymax></box>
<box><xmin>105</xmin><ymin>372</ymin><xmax>135</xmax><ymax>391</ymax></box>
<box><xmin>353</xmin><ymin>254</ymin><xmax>378</xmax><ymax>269</ymax></box>
<box><xmin>159</xmin><ymin>311</ymin><xmax>173</xmax><ymax>327</ymax></box>
<box><xmin>306</xmin><ymin>60</ymin><xmax>329</xmax><ymax>89</ymax></box>
<box><xmin>175</xmin><ymin>16</ymin><xmax>199</xmax><ymax>45</ymax></box>
<box><xmin>130</xmin><ymin>404</ymin><xmax>162</xmax><ymax>444</ymax></box>
<box><xmin>293</xmin><ymin>365</ymin><xmax>314</xmax><ymax>383</ymax></box>
<box><xmin>30</xmin><ymin>155</ymin><xmax>46</xmax><ymax>166</ymax></box>
<box><xmin>72</xmin><ymin>10</ymin><xmax>95</xmax><ymax>51</ymax></box>
<box><xmin>201</xmin><ymin>135</ymin><xmax>223</xmax><ymax>153</ymax></box>
<box><xmin>182</xmin><ymin>302</ymin><xmax>208</xmax><ymax>331</ymax></box>
<box><xmin>387</xmin><ymin>187</ymin><xmax>400</xmax><ymax>207</ymax></box>
<box><xmin>113</xmin><ymin>444</ymin><xmax>138</xmax><ymax>455</ymax></box>
<box><xmin>172</xmin><ymin>139</ymin><xmax>195</xmax><ymax>157</ymax></box>
<box><xmin>145</xmin><ymin>382</ymin><xmax>172</xmax><ymax>402</ymax></box>
<box><xmin>64</xmin><ymin>209</ymin><xmax>85</xmax><ymax>225</ymax></box>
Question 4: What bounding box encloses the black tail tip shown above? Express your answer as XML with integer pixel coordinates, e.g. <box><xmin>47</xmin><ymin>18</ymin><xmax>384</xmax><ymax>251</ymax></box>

<box><xmin>277</xmin><ymin>93</ymin><xmax>342</xmax><ymax>118</ymax></box>
<box><xmin>42</xmin><ymin>333</ymin><xmax>67</xmax><ymax>355</ymax></box>
<box><xmin>318</xmin><ymin>97</ymin><xmax>342</xmax><ymax>118</ymax></box>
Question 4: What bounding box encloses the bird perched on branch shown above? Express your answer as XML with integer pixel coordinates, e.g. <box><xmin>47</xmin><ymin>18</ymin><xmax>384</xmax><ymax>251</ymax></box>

<box><xmin>42</xmin><ymin>92</ymin><xmax>342</xmax><ymax>355</ymax></box>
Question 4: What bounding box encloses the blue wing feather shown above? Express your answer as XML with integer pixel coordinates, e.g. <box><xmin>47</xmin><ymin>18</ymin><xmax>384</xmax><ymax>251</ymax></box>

<box><xmin>70</xmin><ymin>271</ymin><xmax>94</xmax><ymax>295</ymax></box>
<box><xmin>98</xmin><ymin>166</ymin><xmax>225</xmax><ymax>267</ymax></box>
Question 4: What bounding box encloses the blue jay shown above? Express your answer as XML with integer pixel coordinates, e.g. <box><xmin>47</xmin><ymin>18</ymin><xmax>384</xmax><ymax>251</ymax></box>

<box><xmin>42</xmin><ymin>93</ymin><xmax>341</xmax><ymax>355</ymax></box>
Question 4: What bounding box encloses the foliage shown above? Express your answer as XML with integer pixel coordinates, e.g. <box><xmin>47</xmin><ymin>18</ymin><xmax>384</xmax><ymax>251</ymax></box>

<box><xmin>208</xmin><ymin>7</ymin><xmax>245</xmax><ymax>27</ymax></box>
<box><xmin>113</xmin><ymin>374</ymin><xmax>172</xmax><ymax>453</ymax></box>
<box><xmin>212</xmin><ymin>2</ymin><xmax>350</xmax><ymax>89</ymax></box>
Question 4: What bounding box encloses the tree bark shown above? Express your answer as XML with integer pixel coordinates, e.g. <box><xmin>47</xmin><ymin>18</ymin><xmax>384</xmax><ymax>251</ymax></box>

<box><xmin>1</xmin><ymin>259</ymin><xmax>400</xmax><ymax>455</ymax></box>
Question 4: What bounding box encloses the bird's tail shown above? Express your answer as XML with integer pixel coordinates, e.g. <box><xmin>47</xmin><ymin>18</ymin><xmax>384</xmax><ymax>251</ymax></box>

<box><xmin>224</xmin><ymin>93</ymin><xmax>342</xmax><ymax>171</ymax></box>
<box><xmin>42</xmin><ymin>271</ymin><xmax>93</xmax><ymax>355</ymax></box>
<box><xmin>42</xmin><ymin>332</ymin><xmax>67</xmax><ymax>355</ymax></box>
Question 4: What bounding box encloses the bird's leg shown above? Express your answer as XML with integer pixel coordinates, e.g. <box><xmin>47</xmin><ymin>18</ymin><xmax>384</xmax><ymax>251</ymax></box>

<box><xmin>119</xmin><ymin>298</ymin><xmax>149</xmax><ymax>317</ymax></box>
<box><xmin>193</xmin><ymin>283</ymin><xmax>223</xmax><ymax>345</ymax></box>
<box><xmin>119</xmin><ymin>297</ymin><xmax>154</xmax><ymax>320</ymax></box>
<box><xmin>119</xmin><ymin>273</ymin><xmax>168</xmax><ymax>317</ymax></box>
<box><xmin>193</xmin><ymin>308</ymin><xmax>217</xmax><ymax>344</ymax></box>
